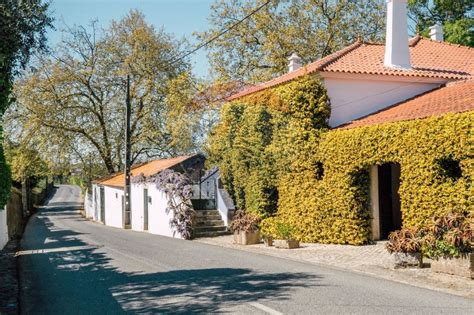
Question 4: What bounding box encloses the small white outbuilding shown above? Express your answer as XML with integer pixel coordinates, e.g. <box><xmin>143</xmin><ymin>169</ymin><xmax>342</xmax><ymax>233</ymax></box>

<box><xmin>85</xmin><ymin>154</ymin><xmax>234</xmax><ymax>239</ymax></box>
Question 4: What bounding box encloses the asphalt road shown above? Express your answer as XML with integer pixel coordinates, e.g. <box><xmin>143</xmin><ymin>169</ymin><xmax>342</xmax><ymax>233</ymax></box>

<box><xmin>19</xmin><ymin>185</ymin><xmax>473</xmax><ymax>314</ymax></box>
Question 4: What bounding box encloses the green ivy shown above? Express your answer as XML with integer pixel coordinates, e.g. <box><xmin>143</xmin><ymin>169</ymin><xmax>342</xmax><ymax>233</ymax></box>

<box><xmin>0</xmin><ymin>125</ymin><xmax>11</xmax><ymax>209</ymax></box>
<box><xmin>274</xmin><ymin>112</ymin><xmax>473</xmax><ymax>245</ymax></box>
<box><xmin>209</xmin><ymin>73</ymin><xmax>473</xmax><ymax>245</ymax></box>
<box><xmin>207</xmin><ymin>75</ymin><xmax>330</xmax><ymax>218</ymax></box>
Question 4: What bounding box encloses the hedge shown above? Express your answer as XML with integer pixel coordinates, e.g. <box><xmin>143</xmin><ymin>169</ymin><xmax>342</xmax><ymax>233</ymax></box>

<box><xmin>0</xmin><ymin>125</ymin><xmax>11</xmax><ymax>209</ymax></box>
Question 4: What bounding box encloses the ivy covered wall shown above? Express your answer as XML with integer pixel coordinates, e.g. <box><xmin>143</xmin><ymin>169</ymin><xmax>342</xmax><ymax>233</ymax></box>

<box><xmin>208</xmin><ymin>74</ymin><xmax>473</xmax><ymax>245</ymax></box>
<box><xmin>207</xmin><ymin>75</ymin><xmax>330</xmax><ymax>218</ymax></box>
<box><xmin>275</xmin><ymin>112</ymin><xmax>473</xmax><ymax>245</ymax></box>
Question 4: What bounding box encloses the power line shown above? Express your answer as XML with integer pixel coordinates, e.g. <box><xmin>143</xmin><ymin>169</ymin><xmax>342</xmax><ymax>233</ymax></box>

<box><xmin>160</xmin><ymin>0</ymin><xmax>272</xmax><ymax>69</ymax></box>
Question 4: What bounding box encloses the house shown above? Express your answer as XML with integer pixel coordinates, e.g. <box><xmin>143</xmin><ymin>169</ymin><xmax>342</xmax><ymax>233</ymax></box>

<box><xmin>222</xmin><ymin>0</ymin><xmax>473</xmax><ymax>244</ymax></box>
<box><xmin>85</xmin><ymin>154</ymin><xmax>235</xmax><ymax>239</ymax></box>
<box><xmin>230</xmin><ymin>31</ymin><xmax>472</xmax><ymax>127</ymax></box>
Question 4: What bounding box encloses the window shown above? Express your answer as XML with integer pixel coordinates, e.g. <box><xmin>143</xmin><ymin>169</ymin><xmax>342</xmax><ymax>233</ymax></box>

<box><xmin>437</xmin><ymin>156</ymin><xmax>462</xmax><ymax>181</ymax></box>
<box><xmin>314</xmin><ymin>162</ymin><xmax>324</xmax><ymax>180</ymax></box>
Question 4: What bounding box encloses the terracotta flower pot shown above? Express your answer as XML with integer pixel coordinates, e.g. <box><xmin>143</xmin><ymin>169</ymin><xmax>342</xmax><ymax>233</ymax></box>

<box><xmin>274</xmin><ymin>239</ymin><xmax>300</xmax><ymax>249</ymax></box>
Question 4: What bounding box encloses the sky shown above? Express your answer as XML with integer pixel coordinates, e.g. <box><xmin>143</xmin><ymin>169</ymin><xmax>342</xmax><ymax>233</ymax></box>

<box><xmin>47</xmin><ymin>0</ymin><xmax>215</xmax><ymax>77</ymax></box>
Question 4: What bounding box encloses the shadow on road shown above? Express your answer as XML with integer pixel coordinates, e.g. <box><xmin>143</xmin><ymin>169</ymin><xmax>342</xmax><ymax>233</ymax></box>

<box><xmin>20</xmin><ymin>194</ymin><xmax>324</xmax><ymax>314</ymax></box>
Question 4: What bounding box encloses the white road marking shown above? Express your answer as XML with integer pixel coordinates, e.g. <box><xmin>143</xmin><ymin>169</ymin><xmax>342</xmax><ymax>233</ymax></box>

<box><xmin>16</xmin><ymin>245</ymin><xmax>100</xmax><ymax>256</ymax></box>
<box><xmin>248</xmin><ymin>302</ymin><xmax>283</xmax><ymax>315</ymax></box>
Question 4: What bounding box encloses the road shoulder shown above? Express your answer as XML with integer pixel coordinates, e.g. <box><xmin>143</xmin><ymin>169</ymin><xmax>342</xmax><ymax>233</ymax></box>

<box><xmin>195</xmin><ymin>235</ymin><xmax>473</xmax><ymax>299</ymax></box>
<box><xmin>0</xmin><ymin>240</ymin><xmax>20</xmax><ymax>314</ymax></box>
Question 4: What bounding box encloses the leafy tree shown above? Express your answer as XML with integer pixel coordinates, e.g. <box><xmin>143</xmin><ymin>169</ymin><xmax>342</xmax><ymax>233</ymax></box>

<box><xmin>6</xmin><ymin>11</ymin><xmax>204</xmax><ymax>175</ymax></box>
<box><xmin>197</xmin><ymin>0</ymin><xmax>386</xmax><ymax>83</ymax></box>
<box><xmin>0</xmin><ymin>0</ymin><xmax>52</xmax><ymax>207</ymax></box>
<box><xmin>408</xmin><ymin>0</ymin><xmax>473</xmax><ymax>46</ymax></box>
<box><xmin>4</xmin><ymin>142</ymin><xmax>48</xmax><ymax>183</ymax></box>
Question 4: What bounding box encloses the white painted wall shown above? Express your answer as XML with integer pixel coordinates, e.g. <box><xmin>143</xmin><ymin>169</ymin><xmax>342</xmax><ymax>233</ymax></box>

<box><xmin>104</xmin><ymin>186</ymin><xmax>124</xmax><ymax>228</ymax></box>
<box><xmin>0</xmin><ymin>207</ymin><xmax>8</xmax><ymax>249</ymax></box>
<box><xmin>217</xmin><ymin>188</ymin><xmax>235</xmax><ymax>227</ymax></box>
<box><xmin>131</xmin><ymin>183</ymin><xmax>146</xmax><ymax>232</ymax></box>
<box><xmin>84</xmin><ymin>191</ymin><xmax>94</xmax><ymax>220</ymax></box>
<box><xmin>129</xmin><ymin>182</ymin><xmax>184</xmax><ymax>239</ymax></box>
<box><xmin>321</xmin><ymin>73</ymin><xmax>444</xmax><ymax>127</ymax></box>
<box><xmin>95</xmin><ymin>185</ymin><xmax>103</xmax><ymax>223</ymax></box>
<box><xmin>147</xmin><ymin>185</ymin><xmax>184</xmax><ymax>239</ymax></box>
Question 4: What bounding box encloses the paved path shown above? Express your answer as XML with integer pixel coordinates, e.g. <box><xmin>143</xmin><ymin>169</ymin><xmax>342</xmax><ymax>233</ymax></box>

<box><xmin>19</xmin><ymin>185</ymin><xmax>473</xmax><ymax>314</ymax></box>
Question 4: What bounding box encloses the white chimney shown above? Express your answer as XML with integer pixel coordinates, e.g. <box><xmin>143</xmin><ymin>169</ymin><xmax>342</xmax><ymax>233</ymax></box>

<box><xmin>288</xmin><ymin>53</ymin><xmax>302</xmax><ymax>72</ymax></box>
<box><xmin>429</xmin><ymin>24</ymin><xmax>444</xmax><ymax>41</ymax></box>
<box><xmin>384</xmin><ymin>0</ymin><xmax>411</xmax><ymax>69</ymax></box>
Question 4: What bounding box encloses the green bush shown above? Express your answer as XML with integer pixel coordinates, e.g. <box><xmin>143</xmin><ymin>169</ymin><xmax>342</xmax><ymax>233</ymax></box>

<box><xmin>0</xmin><ymin>127</ymin><xmax>11</xmax><ymax>209</ymax></box>
<box><xmin>421</xmin><ymin>211</ymin><xmax>472</xmax><ymax>259</ymax></box>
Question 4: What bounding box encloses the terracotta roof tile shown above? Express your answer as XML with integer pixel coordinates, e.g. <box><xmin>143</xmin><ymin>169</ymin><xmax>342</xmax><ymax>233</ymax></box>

<box><xmin>338</xmin><ymin>80</ymin><xmax>474</xmax><ymax>129</ymax></box>
<box><xmin>228</xmin><ymin>40</ymin><xmax>363</xmax><ymax>100</ymax></box>
<box><xmin>98</xmin><ymin>155</ymin><xmax>194</xmax><ymax>188</ymax></box>
<box><xmin>228</xmin><ymin>37</ymin><xmax>473</xmax><ymax>100</ymax></box>
<box><xmin>324</xmin><ymin>38</ymin><xmax>473</xmax><ymax>79</ymax></box>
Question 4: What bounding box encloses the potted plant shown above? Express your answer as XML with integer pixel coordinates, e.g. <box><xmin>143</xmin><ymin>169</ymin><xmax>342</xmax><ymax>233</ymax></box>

<box><xmin>274</xmin><ymin>222</ymin><xmax>299</xmax><ymax>249</ymax></box>
<box><xmin>421</xmin><ymin>212</ymin><xmax>472</xmax><ymax>279</ymax></box>
<box><xmin>386</xmin><ymin>228</ymin><xmax>423</xmax><ymax>268</ymax></box>
<box><xmin>229</xmin><ymin>210</ymin><xmax>261</xmax><ymax>245</ymax></box>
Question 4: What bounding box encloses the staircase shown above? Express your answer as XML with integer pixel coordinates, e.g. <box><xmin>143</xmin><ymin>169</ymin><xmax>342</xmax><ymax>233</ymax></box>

<box><xmin>193</xmin><ymin>209</ymin><xmax>230</xmax><ymax>238</ymax></box>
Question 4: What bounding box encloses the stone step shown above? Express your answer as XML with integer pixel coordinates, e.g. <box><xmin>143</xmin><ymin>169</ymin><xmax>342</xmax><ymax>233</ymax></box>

<box><xmin>195</xmin><ymin>214</ymin><xmax>222</xmax><ymax>221</ymax></box>
<box><xmin>193</xmin><ymin>225</ymin><xmax>227</xmax><ymax>233</ymax></box>
<box><xmin>195</xmin><ymin>209</ymin><xmax>220</xmax><ymax>216</ymax></box>
<box><xmin>193</xmin><ymin>230</ymin><xmax>231</xmax><ymax>238</ymax></box>
<box><xmin>194</xmin><ymin>220</ymin><xmax>224</xmax><ymax>227</ymax></box>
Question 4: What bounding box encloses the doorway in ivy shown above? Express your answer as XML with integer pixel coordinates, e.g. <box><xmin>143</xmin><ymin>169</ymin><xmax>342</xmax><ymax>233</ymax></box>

<box><xmin>378</xmin><ymin>163</ymin><xmax>401</xmax><ymax>239</ymax></box>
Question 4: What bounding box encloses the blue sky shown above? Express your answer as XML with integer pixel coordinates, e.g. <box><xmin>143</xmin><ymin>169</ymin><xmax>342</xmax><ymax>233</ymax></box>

<box><xmin>47</xmin><ymin>0</ymin><xmax>215</xmax><ymax>77</ymax></box>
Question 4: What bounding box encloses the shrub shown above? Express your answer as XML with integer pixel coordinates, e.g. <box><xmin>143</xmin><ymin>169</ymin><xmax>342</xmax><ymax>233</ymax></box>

<box><xmin>229</xmin><ymin>210</ymin><xmax>261</xmax><ymax>233</ymax></box>
<box><xmin>0</xmin><ymin>127</ymin><xmax>11</xmax><ymax>209</ymax></box>
<box><xmin>274</xmin><ymin>222</ymin><xmax>296</xmax><ymax>240</ymax></box>
<box><xmin>386</xmin><ymin>228</ymin><xmax>421</xmax><ymax>254</ymax></box>
<box><xmin>421</xmin><ymin>211</ymin><xmax>472</xmax><ymax>259</ymax></box>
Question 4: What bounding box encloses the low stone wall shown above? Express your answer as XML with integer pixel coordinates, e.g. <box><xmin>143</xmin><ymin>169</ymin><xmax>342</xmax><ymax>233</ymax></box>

<box><xmin>5</xmin><ymin>182</ymin><xmax>54</xmax><ymax>242</ymax></box>
<box><xmin>0</xmin><ymin>209</ymin><xmax>7</xmax><ymax>249</ymax></box>
<box><xmin>6</xmin><ymin>188</ymin><xmax>23</xmax><ymax>240</ymax></box>
<box><xmin>430</xmin><ymin>253</ymin><xmax>473</xmax><ymax>279</ymax></box>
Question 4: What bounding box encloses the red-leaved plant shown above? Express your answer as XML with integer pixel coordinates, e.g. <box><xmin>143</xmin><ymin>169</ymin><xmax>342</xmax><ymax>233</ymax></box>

<box><xmin>229</xmin><ymin>210</ymin><xmax>261</xmax><ymax>233</ymax></box>
<box><xmin>386</xmin><ymin>227</ymin><xmax>421</xmax><ymax>254</ymax></box>
<box><xmin>421</xmin><ymin>212</ymin><xmax>471</xmax><ymax>259</ymax></box>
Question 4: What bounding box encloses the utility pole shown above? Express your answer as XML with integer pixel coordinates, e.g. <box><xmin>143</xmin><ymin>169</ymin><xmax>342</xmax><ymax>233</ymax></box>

<box><xmin>124</xmin><ymin>74</ymin><xmax>132</xmax><ymax>229</ymax></box>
